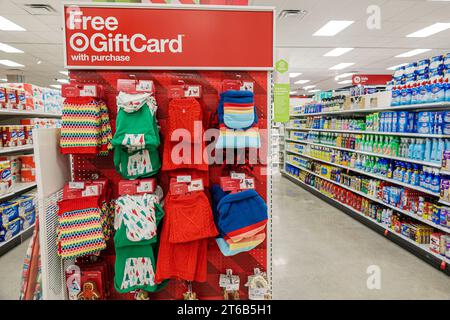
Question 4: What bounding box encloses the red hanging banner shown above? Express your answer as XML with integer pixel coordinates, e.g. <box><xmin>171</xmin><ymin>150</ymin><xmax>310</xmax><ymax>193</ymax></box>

<box><xmin>352</xmin><ymin>74</ymin><xmax>392</xmax><ymax>86</ymax></box>
<box><xmin>63</xmin><ymin>3</ymin><xmax>274</xmax><ymax>70</ymax></box>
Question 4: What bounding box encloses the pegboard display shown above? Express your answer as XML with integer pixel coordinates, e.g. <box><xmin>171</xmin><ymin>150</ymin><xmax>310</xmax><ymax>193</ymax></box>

<box><xmin>67</xmin><ymin>70</ymin><xmax>270</xmax><ymax>300</ymax></box>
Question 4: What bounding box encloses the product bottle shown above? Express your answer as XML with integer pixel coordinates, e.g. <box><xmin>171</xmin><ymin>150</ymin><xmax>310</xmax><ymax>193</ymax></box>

<box><xmin>425</xmin><ymin>167</ymin><xmax>433</xmax><ymax>190</ymax></box>
<box><xmin>431</xmin><ymin>138</ymin><xmax>438</xmax><ymax>161</ymax></box>
<box><xmin>419</xmin><ymin>167</ymin><xmax>426</xmax><ymax>188</ymax></box>
<box><xmin>431</xmin><ymin>169</ymin><xmax>441</xmax><ymax>193</ymax></box>
<box><xmin>411</xmin><ymin>164</ymin><xmax>419</xmax><ymax>186</ymax></box>
<box><xmin>408</xmin><ymin>139</ymin><xmax>416</xmax><ymax>159</ymax></box>
<box><xmin>437</xmin><ymin>138</ymin><xmax>445</xmax><ymax>164</ymax></box>
<box><xmin>424</xmin><ymin>138</ymin><xmax>432</xmax><ymax>162</ymax></box>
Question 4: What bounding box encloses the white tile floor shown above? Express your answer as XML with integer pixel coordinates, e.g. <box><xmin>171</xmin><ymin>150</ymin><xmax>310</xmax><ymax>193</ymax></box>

<box><xmin>272</xmin><ymin>173</ymin><xmax>450</xmax><ymax>299</ymax></box>
<box><xmin>0</xmin><ymin>174</ymin><xmax>449</xmax><ymax>300</ymax></box>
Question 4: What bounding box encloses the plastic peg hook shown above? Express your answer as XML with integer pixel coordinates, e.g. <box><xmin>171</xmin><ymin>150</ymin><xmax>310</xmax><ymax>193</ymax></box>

<box><xmin>440</xmin><ymin>261</ymin><xmax>446</xmax><ymax>271</ymax></box>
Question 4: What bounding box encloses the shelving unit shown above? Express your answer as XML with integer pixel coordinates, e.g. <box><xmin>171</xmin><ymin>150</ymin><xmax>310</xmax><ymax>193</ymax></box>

<box><xmin>0</xmin><ymin>106</ymin><xmax>62</xmax><ymax>255</ymax></box>
<box><xmin>283</xmin><ymin>100</ymin><xmax>450</xmax><ymax>275</ymax></box>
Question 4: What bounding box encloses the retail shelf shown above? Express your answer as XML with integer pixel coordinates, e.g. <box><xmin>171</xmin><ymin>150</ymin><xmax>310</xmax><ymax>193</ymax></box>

<box><xmin>0</xmin><ymin>145</ymin><xmax>33</xmax><ymax>155</ymax></box>
<box><xmin>302</xmin><ymin>140</ymin><xmax>442</xmax><ymax>168</ymax></box>
<box><xmin>0</xmin><ymin>182</ymin><xmax>37</xmax><ymax>201</ymax></box>
<box><xmin>286</xmin><ymin>161</ymin><xmax>450</xmax><ymax>233</ymax></box>
<box><xmin>309</xmin><ymin>128</ymin><xmax>450</xmax><ymax>139</ymax></box>
<box><xmin>285</xmin><ymin>138</ymin><xmax>305</xmax><ymax>143</ymax></box>
<box><xmin>285</xmin><ymin>127</ymin><xmax>311</xmax><ymax>131</ymax></box>
<box><xmin>441</xmin><ymin>170</ymin><xmax>450</xmax><ymax>176</ymax></box>
<box><xmin>281</xmin><ymin>171</ymin><xmax>450</xmax><ymax>268</ymax></box>
<box><xmin>292</xmin><ymin>102</ymin><xmax>450</xmax><ymax>117</ymax></box>
<box><xmin>439</xmin><ymin>199</ymin><xmax>450</xmax><ymax>206</ymax></box>
<box><xmin>0</xmin><ymin>224</ymin><xmax>35</xmax><ymax>249</ymax></box>
<box><xmin>285</xmin><ymin>149</ymin><xmax>441</xmax><ymax>197</ymax></box>
<box><xmin>0</xmin><ymin>109</ymin><xmax>62</xmax><ymax>118</ymax></box>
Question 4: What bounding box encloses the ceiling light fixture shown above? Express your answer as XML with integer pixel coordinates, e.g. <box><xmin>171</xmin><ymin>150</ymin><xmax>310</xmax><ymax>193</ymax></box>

<box><xmin>0</xmin><ymin>78</ymin><xmax>7</xmax><ymax>82</ymax></box>
<box><xmin>289</xmin><ymin>73</ymin><xmax>302</xmax><ymax>78</ymax></box>
<box><xmin>313</xmin><ymin>20</ymin><xmax>354</xmax><ymax>36</ymax></box>
<box><xmin>387</xmin><ymin>63</ymin><xmax>408</xmax><ymax>70</ymax></box>
<box><xmin>309</xmin><ymin>89</ymin><xmax>321</xmax><ymax>93</ymax></box>
<box><xmin>56</xmin><ymin>78</ymin><xmax>69</xmax><ymax>84</ymax></box>
<box><xmin>295</xmin><ymin>79</ymin><xmax>310</xmax><ymax>85</ymax></box>
<box><xmin>334</xmin><ymin>72</ymin><xmax>355</xmax><ymax>80</ymax></box>
<box><xmin>0</xmin><ymin>42</ymin><xmax>23</xmax><ymax>53</ymax></box>
<box><xmin>338</xmin><ymin>80</ymin><xmax>353</xmax><ymax>84</ymax></box>
<box><xmin>407</xmin><ymin>23</ymin><xmax>450</xmax><ymax>37</ymax></box>
<box><xmin>0</xmin><ymin>59</ymin><xmax>24</xmax><ymax>67</ymax></box>
<box><xmin>50</xmin><ymin>84</ymin><xmax>62</xmax><ymax>89</ymax></box>
<box><xmin>324</xmin><ymin>48</ymin><xmax>354</xmax><ymax>57</ymax></box>
<box><xmin>59</xmin><ymin>71</ymin><xmax>69</xmax><ymax>76</ymax></box>
<box><xmin>395</xmin><ymin>49</ymin><xmax>431</xmax><ymax>58</ymax></box>
<box><xmin>0</xmin><ymin>16</ymin><xmax>26</xmax><ymax>31</ymax></box>
<box><xmin>329</xmin><ymin>62</ymin><xmax>354</xmax><ymax>70</ymax></box>
<box><xmin>303</xmin><ymin>85</ymin><xmax>316</xmax><ymax>90</ymax></box>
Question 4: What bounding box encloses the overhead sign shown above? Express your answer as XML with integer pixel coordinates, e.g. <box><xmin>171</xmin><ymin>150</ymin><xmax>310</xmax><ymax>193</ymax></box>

<box><xmin>63</xmin><ymin>3</ymin><xmax>274</xmax><ymax>70</ymax></box>
<box><xmin>352</xmin><ymin>74</ymin><xmax>392</xmax><ymax>86</ymax></box>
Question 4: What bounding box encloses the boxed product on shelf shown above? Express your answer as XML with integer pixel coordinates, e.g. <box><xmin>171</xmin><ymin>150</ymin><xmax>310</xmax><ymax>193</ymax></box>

<box><xmin>43</xmin><ymin>88</ymin><xmax>63</xmax><ymax>114</ymax></box>
<box><xmin>0</xmin><ymin>83</ymin><xmax>62</xmax><ymax>113</ymax></box>
<box><xmin>0</xmin><ymin>160</ymin><xmax>13</xmax><ymax>195</ymax></box>
<box><xmin>0</xmin><ymin>201</ymin><xmax>19</xmax><ymax>225</ymax></box>
<box><xmin>0</xmin><ymin>125</ymin><xmax>31</xmax><ymax>148</ymax></box>
<box><xmin>20</xmin><ymin>118</ymin><xmax>61</xmax><ymax>129</ymax></box>
<box><xmin>0</xmin><ymin>217</ymin><xmax>21</xmax><ymax>242</ymax></box>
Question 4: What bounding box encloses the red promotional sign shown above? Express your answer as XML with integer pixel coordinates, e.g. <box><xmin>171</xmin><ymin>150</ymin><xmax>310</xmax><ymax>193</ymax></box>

<box><xmin>352</xmin><ymin>74</ymin><xmax>392</xmax><ymax>86</ymax></box>
<box><xmin>63</xmin><ymin>3</ymin><xmax>274</xmax><ymax>70</ymax></box>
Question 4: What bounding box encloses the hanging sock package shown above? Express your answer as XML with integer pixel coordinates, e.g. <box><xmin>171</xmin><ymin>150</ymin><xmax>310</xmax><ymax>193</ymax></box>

<box><xmin>113</xmin><ymin>190</ymin><xmax>166</xmax><ymax>293</ymax></box>
<box><xmin>57</xmin><ymin>196</ymin><xmax>107</xmax><ymax>259</ymax></box>
<box><xmin>215</xmin><ymin>90</ymin><xmax>261</xmax><ymax>149</ymax></box>
<box><xmin>211</xmin><ymin>184</ymin><xmax>268</xmax><ymax>256</ymax></box>
<box><xmin>60</xmin><ymin>97</ymin><xmax>112</xmax><ymax>155</ymax></box>
<box><xmin>162</xmin><ymin>98</ymin><xmax>209</xmax><ymax>172</ymax></box>
<box><xmin>155</xmin><ymin>189</ymin><xmax>218</xmax><ymax>283</ymax></box>
<box><xmin>113</xmin><ymin>92</ymin><xmax>161</xmax><ymax>179</ymax></box>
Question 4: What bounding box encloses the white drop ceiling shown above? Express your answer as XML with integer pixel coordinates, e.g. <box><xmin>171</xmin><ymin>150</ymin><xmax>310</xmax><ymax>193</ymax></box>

<box><xmin>0</xmin><ymin>0</ymin><xmax>449</xmax><ymax>91</ymax></box>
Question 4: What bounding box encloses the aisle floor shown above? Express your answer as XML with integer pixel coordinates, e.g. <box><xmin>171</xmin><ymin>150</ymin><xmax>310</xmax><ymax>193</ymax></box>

<box><xmin>0</xmin><ymin>241</ymin><xmax>28</xmax><ymax>300</ymax></box>
<box><xmin>272</xmin><ymin>173</ymin><xmax>450</xmax><ymax>299</ymax></box>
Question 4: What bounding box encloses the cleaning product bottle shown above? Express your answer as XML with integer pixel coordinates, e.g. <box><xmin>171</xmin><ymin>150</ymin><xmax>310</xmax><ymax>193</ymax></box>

<box><xmin>419</xmin><ymin>167</ymin><xmax>426</xmax><ymax>187</ymax></box>
<box><xmin>431</xmin><ymin>169</ymin><xmax>441</xmax><ymax>193</ymax></box>
<box><xmin>411</xmin><ymin>164</ymin><xmax>419</xmax><ymax>186</ymax></box>
<box><xmin>417</xmin><ymin>138</ymin><xmax>425</xmax><ymax>161</ymax></box>
<box><xmin>404</xmin><ymin>163</ymin><xmax>412</xmax><ymax>184</ymax></box>
<box><xmin>425</xmin><ymin>167</ymin><xmax>433</xmax><ymax>190</ymax></box>
<box><xmin>424</xmin><ymin>138</ymin><xmax>432</xmax><ymax>162</ymax></box>
<box><xmin>408</xmin><ymin>139</ymin><xmax>416</xmax><ymax>159</ymax></box>
<box><xmin>392</xmin><ymin>137</ymin><xmax>400</xmax><ymax>157</ymax></box>
<box><xmin>431</xmin><ymin>138</ymin><xmax>438</xmax><ymax>161</ymax></box>
<box><xmin>437</xmin><ymin>138</ymin><xmax>445</xmax><ymax>164</ymax></box>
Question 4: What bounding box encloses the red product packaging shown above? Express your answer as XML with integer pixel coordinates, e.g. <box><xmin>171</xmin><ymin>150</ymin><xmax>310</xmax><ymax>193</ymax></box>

<box><xmin>6</xmin><ymin>88</ymin><xmax>18</xmax><ymax>109</ymax></box>
<box><xmin>24</xmin><ymin>125</ymin><xmax>33</xmax><ymax>145</ymax></box>
<box><xmin>19</xmin><ymin>155</ymin><xmax>35</xmax><ymax>169</ymax></box>
<box><xmin>2</xmin><ymin>126</ymin><xmax>14</xmax><ymax>148</ymax></box>
<box><xmin>118</xmin><ymin>178</ymin><xmax>156</xmax><ymax>196</ymax></box>
<box><xmin>0</xmin><ymin>88</ymin><xmax>6</xmax><ymax>109</ymax></box>
<box><xmin>17</xmin><ymin>90</ymin><xmax>26</xmax><ymax>110</ymax></box>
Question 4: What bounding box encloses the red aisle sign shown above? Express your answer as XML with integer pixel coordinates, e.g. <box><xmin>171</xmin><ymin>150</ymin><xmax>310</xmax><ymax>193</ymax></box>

<box><xmin>63</xmin><ymin>3</ymin><xmax>274</xmax><ymax>70</ymax></box>
<box><xmin>352</xmin><ymin>74</ymin><xmax>392</xmax><ymax>86</ymax></box>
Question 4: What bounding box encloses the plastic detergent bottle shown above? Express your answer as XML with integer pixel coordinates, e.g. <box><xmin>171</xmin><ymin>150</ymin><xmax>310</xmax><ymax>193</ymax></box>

<box><xmin>431</xmin><ymin>138</ymin><xmax>438</xmax><ymax>161</ymax></box>
<box><xmin>387</xmin><ymin>161</ymin><xmax>394</xmax><ymax>179</ymax></box>
<box><xmin>411</xmin><ymin>164</ymin><xmax>419</xmax><ymax>186</ymax></box>
<box><xmin>425</xmin><ymin>168</ymin><xmax>433</xmax><ymax>190</ymax></box>
<box><xmin>419</xmin><ymin>167</ymin><xmax>426</xmax><ymax>187</ymax></box>
<box><xmin>400</xmin><ymin>162</ymin><xmax>407</xmax><ymax>182</ymax></box>
<box><xmin>424</xmin><ymin>138</ymin><xmax>432</xmax><ymax>162</ymax></box>
<box><xmin>372</xmin><ymin>135</ymin><xmax>378</xmax><ymax>153</ymax></box>
<box><xmin>416</xmin><ymin>139</ymin><xmax>425</xmax><ymax>160</ymax></box>
<box><xmin>392</xmin><ymin>137</ymin><xmax>400</xmax><ymax>157</ymax></box>
<box><xmin>431</xmin><ymin>169</ymin><xmax>441</xmax><ymax>193</ymax></box>
<box><xmin>437</xmin><ymin>138</ymin><xmax>445</xmax><ymax>164</ymax></box>
<box><xmin>408</xmin><ymin>139</ymin><xmax>416</xmax><ymax>159</ymax></box>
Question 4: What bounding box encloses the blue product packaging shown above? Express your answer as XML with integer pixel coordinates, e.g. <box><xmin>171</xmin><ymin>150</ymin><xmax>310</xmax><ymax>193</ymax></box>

<box><xmin>430</xmin><ymin>55</ymin><xmax>444</xmax><ymax>74</ymax></box>
<box><xmin>15</xmin><ymin>195</ymin><xmax>35</xmax><ymax>216</ymax></box>
<box><xmin>391</xmin><ymin>87</ymin><xmax>400</xmax><ymax>106</ymax></box>
<box><xmin>0</xmin><ymin>218</ymin><xmax>21</xmax><ymax>242</ymax></box>
<box><xmin>416</xmin><ymin>59</ymin><xmax>430</xmax><ymax>76</ymax></box>
<box><xmin>22</xmin><ymin>209</ymin><xmax>36</xmax><ymax>229</ymax></box>
<box><xmin>417</xmin><ymin>122</ymin><xmax>431</xmax><ymax>134</ymax></box>
<box><xmin>444</xmin><ymin>123</ymin><xmax>450</xmax><ymax>135</ymax></box>
<box><xmin>392</xmin><ymin>112</ymin><xmax>399</xmax><ymax>132</ymax></box>
<box><xmin>398</xmin><ymin>111</ymin><xmax>409</xmax><ymax>132</ymax></box>
<box><xmin>0</xmin><ymin>201</ymin><xmax>19</xmax><ymax>224</ymax></box>
<box><xmin>418</xmin><ymin>112</ymin><xmax>432</xmax><ymax>123</ymax></box>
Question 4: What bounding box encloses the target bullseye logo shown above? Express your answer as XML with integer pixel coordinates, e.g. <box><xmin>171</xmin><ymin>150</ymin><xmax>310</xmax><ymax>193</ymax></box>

<box><xmin>353</xmin><ymin>76</ymin><xmax>361</xmax><ymax>84</ymax></box>
<box><xmin>70</xmin><ymin>33</ymin><xmax>89</xmax><ymax>52</ymax></box>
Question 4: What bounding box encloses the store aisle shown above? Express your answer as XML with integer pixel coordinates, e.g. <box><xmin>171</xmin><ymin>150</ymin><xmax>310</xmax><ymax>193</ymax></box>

<box><xmin>272</xmin><ymin>173</ymin><xmax>450</xmax><ymax>300</ymax></box>
<box><xmin>0</xmin><ymin>241</ymin><xmax>28</xmax><ymax>300</ymax></box>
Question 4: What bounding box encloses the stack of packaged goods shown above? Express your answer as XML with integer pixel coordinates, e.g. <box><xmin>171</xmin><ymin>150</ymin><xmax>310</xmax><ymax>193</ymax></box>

<box><xmin>0</xmin><ymin>83</ymin><xmax>62</xmax><ymax>113</ymax></box>
<box><xmin>0</xmin><ymin>190</ymin><xmax>37</xmax><ymax>243</ymax></box>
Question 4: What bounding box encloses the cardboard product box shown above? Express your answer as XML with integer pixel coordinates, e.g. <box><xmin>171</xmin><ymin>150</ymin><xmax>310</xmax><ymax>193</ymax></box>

<box><xmin>343</xmin><ymin>96</ymin><xmax>352</xmax><ymax>110</ymax></box>
<box><xmin>43</xmin><ymin>88</ymin><xmax>62</xmax><ymax>114</ymax></box>
<box><xmin>351</xmin><ymin>96</ymin><xmax>366</xmax><ymax>109</ymax></box>
<box><xmin>364</xmin><ymin>91</ymin><xmax>392</xmax><ymax>110</ymax></box>
<box><xmin>0</xmin><ymin>217</ymin><xmax>21</xmax><ymax>242</ymax></box>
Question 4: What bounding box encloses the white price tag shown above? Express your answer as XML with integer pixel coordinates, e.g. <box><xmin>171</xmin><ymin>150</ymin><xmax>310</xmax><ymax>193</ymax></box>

<box><xmin>136</xmin><ymin>80</ymin><xmax>154</xmax><ymax>92</ymax></box>
<box><xmin>249</xmin><ymin>287</ymin><xmax>267</xmax><ymax>300</ymax></box>
<box><xmin>137</xmin><ymin>181</ymin><xmax>154</xmax><ymax>193</ymax></box>
<box><xmin>240</xmin><ymin>178</ymin><xmax>255</xmax><ymax>190</ymax></box>
<box><xmin>188</xmin><ymin>179</ymin><xmax>204</xmax><ymax>192</ymax></box>
<box><xmin>225</xmin><ymin>283</ymin><xmax>240</xmax><ymax>291</ymax></box>
<box><xmin>184</xmin><ymin>86</ymin><xmax>201</xmax><ymax>98</ymax></box>
<box><xmin>80</xmin><ymin>85</ymin><xmax>97</xmax><ymax>97</ymax></box>
<box><xmin>231</xmin><ymin>172</ymin><xmax>245</xmax><ymax>180</ymax></box>
<box><xmin>177</xmin><ymin>175</ymin><xmax>191</xmax><ymax>183</ymax></box>
<box><xmin>241</xmin><ymin>82</ymin><xmax>254</xmax><ymax>92</ymax></box>
<box><xmin>82</xmin><ymin>185</ymin><xmax>99</xmax><ymax>197</ymax></box>
<box><xmin>69</xmin><ymin>181</ymin><xmax>85</xmax><ymax>189</ymax></box>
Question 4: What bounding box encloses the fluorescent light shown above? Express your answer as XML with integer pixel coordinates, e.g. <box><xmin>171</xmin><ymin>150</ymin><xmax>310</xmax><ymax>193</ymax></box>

<box><xmin>338</xmin><ymin>80</ymin><xmax>353</xmax><ymax>84</ymax></box>
<box><xmin>303</xmin><ymin>85</ymin><xmax>316</xmax><ymax>90</ymax></box>
<box><xmin>395</xmin><ymin>49</ymin><xmax>431</xmax><ymax>58</ymax></box>
<box><xmin>0</xmin><ymin>42</ymin><xmax>23</xmax><ymax>53</ymax></box>
<box><xmin>313</xmin><ymin>20</ymin><xmax>354</xmax><ymax>36</ymax></box>
<box><xmin>329</xmin><ymin>62</ymin><xmax>354</xmax><ymax>70</ymax></box>
<box><xmin>290</xmin><ymin>91</ymin><xmax>297</xmax><ymax>95</ymax></box>
<box><xmin>407</xmin><ymin>23</ymin><xmax>450</xmax><ymax>38</ymax></box>
<box><xmin>289</xmin><ymin>73</ymin><xmax>302</xmax><ymax>78</ymax></box>
<box><xmin>334</xmin><ymin>72</ymin><xmax>355</xmax><ymax>80</ymax></box>
<box><xmin>0</xmin><ymin>16</ymin><xmax>25</xmax><ymax>31</ymax></box>
<box><xmin>387</xmin><ymin>63</ymin><xmax>408</xmax><ymax>71</ymax></box>
<box><xmin>56</xmin><ymin>79</ymin><xmax>69</xmax><ymax>84</ymax></box>
<box><xmin>0</xmin><ymin>59</ymin><xmax>24</xmax><ymax>67</ymax></box>
<box><xmin>50</xmin><ymin>84</ymin><xmax>61</xmax><ymax>89</ymax></box>
<box><xmin>324</xmin><ymin>48</ymin><xmax>354</xmax><ymax>57</ymax></box>
<box><xmin>295</xmin><ymin>79</ymin><xmax>310</xmax><ymax>84</ymax></box>
<box><xmin>309</xmin><ymin>89</ymin><xmax>321</xmax><ymax>93</ymax></box>
<box><xmin>59</xmin><ymin>71</ymin><xmax>69</xmax><ymax>76</ymax></box>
